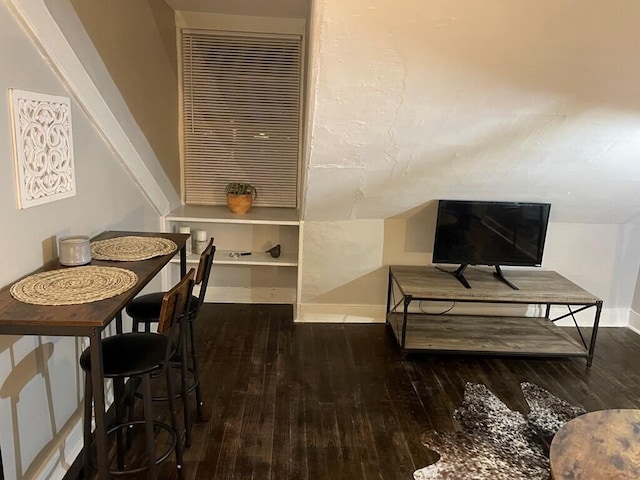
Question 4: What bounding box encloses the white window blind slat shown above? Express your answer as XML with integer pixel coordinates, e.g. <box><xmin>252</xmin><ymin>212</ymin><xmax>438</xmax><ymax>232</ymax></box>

<box><xmin>181</xmin><ymin>31</ymin><xmax>301</xmax><ymax>207</ymax></box>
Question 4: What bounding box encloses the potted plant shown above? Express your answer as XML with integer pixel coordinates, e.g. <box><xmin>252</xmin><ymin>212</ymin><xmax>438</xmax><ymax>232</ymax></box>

<box><xmin>225</xmin><ymin>183</ymin><xmax>257</xmax><ymax>214</ymax></box>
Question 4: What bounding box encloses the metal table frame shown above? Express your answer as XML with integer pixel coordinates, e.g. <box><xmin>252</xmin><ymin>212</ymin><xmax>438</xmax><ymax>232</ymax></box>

<box><xmin>386</xmin><ymin>265</ymin><xmax>603</xmax><ymax>367</ymax></box>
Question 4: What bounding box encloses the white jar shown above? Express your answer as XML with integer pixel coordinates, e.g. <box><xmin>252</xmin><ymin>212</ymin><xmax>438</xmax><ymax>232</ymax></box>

<box><xmin>193</xmin><ymin>230</ymin><xmax>208</xmax><ymax>255</ymax></box>
<box><xmin>59</xmin><ymin>235</ymin><xmax>92</xmax><ymax>266</ymax></box>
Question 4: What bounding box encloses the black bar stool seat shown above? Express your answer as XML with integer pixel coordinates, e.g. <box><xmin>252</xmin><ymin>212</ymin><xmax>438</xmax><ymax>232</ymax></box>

<box><xmin>80</xmin><ymin>332</ymin><xmax>167</xmax><ymax>377</ymax></box>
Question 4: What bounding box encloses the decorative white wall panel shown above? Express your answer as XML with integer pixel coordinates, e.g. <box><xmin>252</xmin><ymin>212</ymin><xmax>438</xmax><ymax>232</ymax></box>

<box><xmin>9</xmin><ymin>89</ymin><xmax>75</xmax><ymax>208</ymax></box>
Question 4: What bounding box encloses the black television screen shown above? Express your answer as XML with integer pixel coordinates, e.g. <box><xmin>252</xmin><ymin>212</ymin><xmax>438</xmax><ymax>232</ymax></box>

<box><xmin>433</xmin><ymin>200</ymin><xmax>551</xmax><ymax>268</ymax></box>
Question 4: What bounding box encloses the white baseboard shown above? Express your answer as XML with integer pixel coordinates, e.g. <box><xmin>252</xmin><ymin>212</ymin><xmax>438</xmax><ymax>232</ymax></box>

<box><xmin>203</xmin><ymin>286</ymin><xmax>296</xmax><ymax>304</ymax></box>
<box><xmin>627</xmin><ymin>308</ymin><xmax>640</xmax><ymax>333</ymax></box>
<box><xmin>295</xmin><ymin>303</ymin><xmax>386</xmax><ymax>323</ymax></box>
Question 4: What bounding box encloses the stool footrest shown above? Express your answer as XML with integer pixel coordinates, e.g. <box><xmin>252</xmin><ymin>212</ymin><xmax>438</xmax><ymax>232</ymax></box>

<box><xmin>88</xmin><ymin>420</ymin><xmax>178</xmax><ymax>475</ymax></box>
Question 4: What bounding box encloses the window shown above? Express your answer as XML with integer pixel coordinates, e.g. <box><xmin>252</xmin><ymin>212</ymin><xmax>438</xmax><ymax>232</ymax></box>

<box><xmin>180</xmin><ymin>31</ymin><xmax>302</xmax><ymax>208</ymax></box>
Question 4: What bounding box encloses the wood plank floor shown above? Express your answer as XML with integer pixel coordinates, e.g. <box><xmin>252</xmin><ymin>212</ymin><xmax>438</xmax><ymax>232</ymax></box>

<box><xmin>88</xmin><ymin>303</ymin><xmax>640</xmax><ymax>479</ymax></box>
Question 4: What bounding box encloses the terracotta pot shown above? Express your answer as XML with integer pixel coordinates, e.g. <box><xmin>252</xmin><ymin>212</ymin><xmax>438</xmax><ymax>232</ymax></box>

<box><xmin>226</xmin><ymin>193</ymin><xmax>253</xmax><ymax>214</ymax></box>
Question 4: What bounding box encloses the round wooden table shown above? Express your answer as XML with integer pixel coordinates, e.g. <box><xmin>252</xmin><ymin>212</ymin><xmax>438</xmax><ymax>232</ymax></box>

<box><xmin>550</xmin><ymin>409</ymin><xmax>640</xmax><ymax>479</ymax></box>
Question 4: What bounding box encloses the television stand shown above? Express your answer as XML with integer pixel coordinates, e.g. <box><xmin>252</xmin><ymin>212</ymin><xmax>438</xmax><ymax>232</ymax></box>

<box><xmin>494</xmin><ymin>265</ymin><xmax>519</xmax><ymax>290</ymax></box>
<box><xmin>386</xmin><ymin>266</ymin><xmax>603</xmax><ymax>367</ymax></box>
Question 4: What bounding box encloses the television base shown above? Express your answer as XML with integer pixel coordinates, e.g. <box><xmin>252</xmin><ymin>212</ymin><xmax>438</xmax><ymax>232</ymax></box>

<box><xmin>436</xmin><ymin>264</ymin><xmax>520</xmax><ymax>290</ymax></box>
<box><xmin>493</xmin><ymin>265</ymin><xmax>519</xmax><ymax>290</ymax></box>
<box><xmin>436</xmin><ymin>264</ymin><xmax>472</xmax><ymax>289</ymax></box>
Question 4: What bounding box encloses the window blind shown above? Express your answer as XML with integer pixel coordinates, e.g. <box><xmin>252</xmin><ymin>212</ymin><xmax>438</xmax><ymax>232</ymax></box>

<box><xmin>181</xmin><ymin>31</ymin><xmax>302</xmax><ymax>207</ymax></box>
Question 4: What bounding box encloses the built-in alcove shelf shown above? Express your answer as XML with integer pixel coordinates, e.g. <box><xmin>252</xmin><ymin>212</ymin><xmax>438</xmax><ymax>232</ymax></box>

<box><xmin>166</xmin><ymin>204</ymin><xmax>300</xmax><ymax>225</ymax></box>
<box><xmin>173</xmin><ymin>250</ymin><xmax>299</xmax><ymax>267</ymax></box>
<box><xmin>163</xmin><ymin>205</ymin><xmax>301</xmax><ymax>304</ymax></box>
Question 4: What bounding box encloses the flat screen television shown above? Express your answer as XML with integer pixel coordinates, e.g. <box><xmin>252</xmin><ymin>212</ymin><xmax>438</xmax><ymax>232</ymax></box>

<box><xmin>432</xmin><ymin>200</ymin><xmax>551</xmax><ymax>289</ymax></box>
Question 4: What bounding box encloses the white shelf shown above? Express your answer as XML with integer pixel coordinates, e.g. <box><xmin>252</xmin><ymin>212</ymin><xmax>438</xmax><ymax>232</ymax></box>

<box><xmin>171</xmin><ymin>249</ymin><xmax>298</xmax><ymax>267</ymax></box>
<box><xmin>165</xmin><ymin>205</ymin><xmax>300</xmax><ymax>225</ymax></box>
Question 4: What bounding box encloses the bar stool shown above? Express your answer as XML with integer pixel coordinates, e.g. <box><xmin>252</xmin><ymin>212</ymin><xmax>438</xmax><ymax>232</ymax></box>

<box><xmin>126</xmin><ymin>238</ymin><xmax>215</xmax><ymax>447</ymax></box>
<box><xmin>81</xmin><ymin>269</ymin><xmax>195</xmax><ymax>479</ymax></box>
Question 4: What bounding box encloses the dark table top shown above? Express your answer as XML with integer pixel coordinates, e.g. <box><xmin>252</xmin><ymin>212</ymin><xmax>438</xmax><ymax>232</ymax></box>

<box><xmin>0</xmin><ymin>231</ymin><xmax>188</xmax><ymax>335</ymax></box>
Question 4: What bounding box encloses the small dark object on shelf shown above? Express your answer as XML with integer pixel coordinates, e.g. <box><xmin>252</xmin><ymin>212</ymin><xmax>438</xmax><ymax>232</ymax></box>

<box><xmin>266</xmin><ymin>244</ymin><xmax>281</xmax><ymax>258</ymax></box>
<box><xmin>229</xmin><ymin>252</ymin><xmax>251</xmax><ymax>259</ymax></box>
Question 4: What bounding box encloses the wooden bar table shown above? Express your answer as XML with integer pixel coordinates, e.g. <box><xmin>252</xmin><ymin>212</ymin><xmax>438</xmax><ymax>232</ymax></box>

<box><xmin>0</xmin><ymin>231</ymin><xmax>188</xmax><ymax>480</ymax></box>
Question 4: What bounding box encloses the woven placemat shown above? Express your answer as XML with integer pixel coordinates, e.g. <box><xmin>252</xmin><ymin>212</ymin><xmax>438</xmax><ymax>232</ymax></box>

<box><xmin>91</xmin><ymin>236</ymin><xmax>177</xmax><ymax>261</ymax></box>
<box><xmin>10</xmin><ymin>266</ymin><xmax>138</xmax><ymax>306</ymax></box>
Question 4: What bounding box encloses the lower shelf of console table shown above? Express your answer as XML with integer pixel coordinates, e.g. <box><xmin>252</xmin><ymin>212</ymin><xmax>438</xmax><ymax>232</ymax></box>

<box><xmin>387</xmin><ymin>313</ymin><xmax>587</xmax><ymax>357</ymax></box>
<box><xmin>386</xmin><ymin>265</ymin><xmax>603</xmax><ymax>366</ymax></box>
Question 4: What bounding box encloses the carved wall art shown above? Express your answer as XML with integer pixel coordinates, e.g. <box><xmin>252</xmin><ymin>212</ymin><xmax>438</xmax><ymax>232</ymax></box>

<box><xmin>9</xmin><ymin>89</ymin><xmax>76</xmax><ymax>209</ymax></box>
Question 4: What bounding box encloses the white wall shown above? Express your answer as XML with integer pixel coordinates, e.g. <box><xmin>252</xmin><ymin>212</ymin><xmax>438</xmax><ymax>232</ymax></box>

<box><xmin>0</xmin><ymin>2</ymin><xmax>163</xmax><ymax>478</ymax></box>
<box><xmin>298</xmin><ymin>0</ymin><xmax>640</xmax><ymax>324</ymax></box>
<box><xmin>298</xmin><ymin>219</ymin><xmax>387</xmax><ymax>322</ymax></box>
<box><xmin>303</xmin><ymin>0</ymin><xmax>640</xmax><ymax>224</ymax></box>
<box><xmin>299</xmin><ymin>214</ymin><xmax>640</xmax><ymax>327</ymax></box>
<box><xmin>543</xmin><ymin>222</ymin><xmax>640</xmax><ymax>326</ymax></box>
<box><xmin>623</xmin><ymin>227</ymin><xmax>640</xmax><ymax>332</ymax></box>
<box><xmin>630</xmin><ymin>279</ymin><xmax>640</xmax><ymax>332</ymax></box>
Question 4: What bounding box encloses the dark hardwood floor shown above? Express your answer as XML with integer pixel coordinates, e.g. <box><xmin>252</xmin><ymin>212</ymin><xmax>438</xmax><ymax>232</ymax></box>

<box><xmin>91</xmin><ymin>303</ymin><xmax>640</xmax><ymax>479</ymax></box>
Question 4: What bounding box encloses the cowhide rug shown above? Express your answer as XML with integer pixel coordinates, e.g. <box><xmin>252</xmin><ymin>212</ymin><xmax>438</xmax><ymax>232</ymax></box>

<box><xmin>413</xmin><ymin>382</ymin><xmax>586</xmax><ymax>480</ymax></box>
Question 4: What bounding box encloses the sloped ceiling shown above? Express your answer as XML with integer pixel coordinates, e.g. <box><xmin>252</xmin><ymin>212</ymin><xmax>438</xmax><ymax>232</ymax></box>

<box><xmin>304</xmin><ymin>1</ymin><xmax>640</xmax><ymax>224</ymax></box>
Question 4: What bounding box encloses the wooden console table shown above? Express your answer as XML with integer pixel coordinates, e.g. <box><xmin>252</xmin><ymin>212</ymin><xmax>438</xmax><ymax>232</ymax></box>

<box><xmin>386</xmin><ymin>266</ymin><xmax>602</xmax><ymax>366</ymax></box>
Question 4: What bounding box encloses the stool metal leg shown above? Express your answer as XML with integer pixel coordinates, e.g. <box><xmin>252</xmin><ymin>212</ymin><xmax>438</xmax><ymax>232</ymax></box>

<box><xmin>188</xmin><ymin>319</ymin><xmax>205</xmax><ymax>421</ymax></box>
<box><xmin>141</xmin><ymin>374</ymin><xmax>158</xmax><ymax>479</ymax></box>
<box><xmin>83</xmin><ymin>373</ymin><xmax>93</xmax><ymax>479</ymax></box>
<box><xmin>180</xmin><ymin>324</ymin><xmax>192</xmax><ymax>447</ymax></box>
<box><xmin>166</xmin><ymin>362</ymin><xmax>185</xmax><ymax>480</ymax></box>
<box><xmin>124</xmin><ymin>377</ymin><xmax>140</xmax><ymax>449</ymax></box>
<box><xmin>113</xmin><ymin>377</ymin><xmax>126</xmax><ymax>470</ymax></box>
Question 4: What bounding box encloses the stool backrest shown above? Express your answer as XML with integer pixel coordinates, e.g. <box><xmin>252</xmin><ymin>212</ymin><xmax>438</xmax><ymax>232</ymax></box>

<box><xmin>158</xmin><ymin>268</ymin><xmax>195</xmax><ymax>335</ymax></box>
<box><xmin>193</xmin><ymin>238</ymin><xmax>216</xmax><ymax>316</ymax></box>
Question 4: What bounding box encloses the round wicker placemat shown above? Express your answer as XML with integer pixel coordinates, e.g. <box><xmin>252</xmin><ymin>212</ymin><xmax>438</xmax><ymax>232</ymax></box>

<box><xmin>10</xmin><ymin>266</ymin><xmax>138</xmax><ymax>306</ymax></box>
<box><xmin>90</xmin><ymin>236</ymin><xmax>177</xmax><ymax>261</ymax></box>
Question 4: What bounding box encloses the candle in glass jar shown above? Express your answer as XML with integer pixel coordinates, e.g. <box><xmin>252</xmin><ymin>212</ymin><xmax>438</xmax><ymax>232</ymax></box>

<box><xmin>193</xmin><ymin>230</ymin><xmax>208</xmax><ymax>254</ymax></box>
